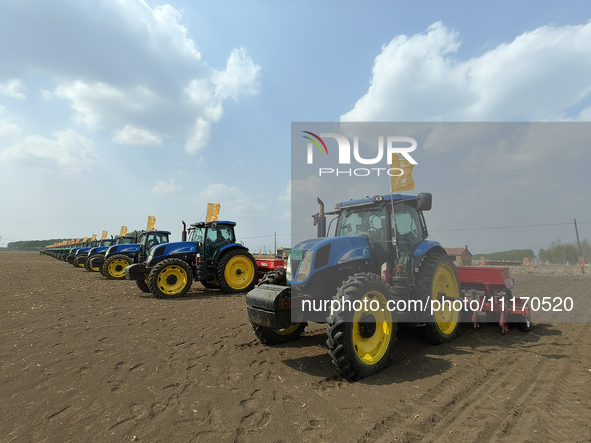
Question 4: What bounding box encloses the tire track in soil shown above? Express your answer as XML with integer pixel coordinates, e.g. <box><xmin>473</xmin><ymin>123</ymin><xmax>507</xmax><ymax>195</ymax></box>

<box><xmin>362</xmin><ymin>325</ymin><xmax>591</xmax><ymax>442</ymax></box>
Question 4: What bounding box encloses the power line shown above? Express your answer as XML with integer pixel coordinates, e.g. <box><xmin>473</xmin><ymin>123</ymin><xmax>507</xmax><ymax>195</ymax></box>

<box><xmin>431</xmin><ymin>221</ymin><xmax>591</xmax><ymax>233</ymax></box>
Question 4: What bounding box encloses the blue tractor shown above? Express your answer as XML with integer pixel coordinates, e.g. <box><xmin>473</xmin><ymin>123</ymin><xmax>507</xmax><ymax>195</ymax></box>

<box><xmin>72</xmin><ymin>238</ymin><xmax>113</xmax><ymax>268</ymax></box>
<box><xmin>125</xmin><ymin>221</ymin><xmax>258</xmax><ymax>298</ymax></box>
<box><xmin>246</xmin><ymin>193</ymin><xmax>461</xmax><ymax>380</ymax></box>
<box><xmin>84</xmin><ymin>235</ymin><xmax>139</xmax><ymax>272</ymax></box>
<box><xmin>90</xmin><ymin>230</ymin><xmax>171</xmax><ymax>284</ymax></box>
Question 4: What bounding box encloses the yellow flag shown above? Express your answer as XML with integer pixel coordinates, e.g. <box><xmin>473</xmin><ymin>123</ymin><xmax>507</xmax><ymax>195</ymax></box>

<box><xmin>101</xmin><ymin>230</ymin><xmax>108</xmax><ymax>240</ymax></box>
<box><xmin>81</xmin><ymin>237</ymin><xmax>87</xmax><ymax>243</ymax></box>
<box><xmin>206</xmin><ymin>203</ymin><xmax>220</xmax><ymax>223</ymax></box>
<box><xmin>390</xmin><ymin>153</ymin><xmax>415</xmax><ymax>192</ymax></box>
<box><xmin>91</xmin><ymin>234</ymin><xmax>97</xmax><ymax>241</ymax></box>
<box><xmin>120</xmin><ymin>226</ymin><xmax>128</xmax><ymax>237</ymax></box>
<box><xmin>147</xmin><ymin>216</ymin><xmax>156</xmax><ymax>231</ymax></box>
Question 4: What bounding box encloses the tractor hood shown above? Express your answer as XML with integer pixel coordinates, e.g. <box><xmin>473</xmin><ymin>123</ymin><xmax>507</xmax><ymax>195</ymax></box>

<box><xmin>106</xmin><ymin>244</ymin><xmax>140</xmax><ymax>255</ymax></box>
<box><xmin>288</xmin><ymin>236</ymin><xmax>370</xmax><ymax>284</ymax></box>
<box><xmin>147</xmin><ymin>241</ymin><xmax>197</xmax><ymax>262</ymax></box>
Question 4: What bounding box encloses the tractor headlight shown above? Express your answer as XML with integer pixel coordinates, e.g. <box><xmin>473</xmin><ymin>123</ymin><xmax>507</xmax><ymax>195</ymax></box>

<box><xmin>147</xmin><ymin>247</ymin><xmax>155</xmax><ymax>263</ymax></box>
<box><xmin>296</xmin><ymin>250</ymin><xmax>314</xmax><ymax>282</ymax></box>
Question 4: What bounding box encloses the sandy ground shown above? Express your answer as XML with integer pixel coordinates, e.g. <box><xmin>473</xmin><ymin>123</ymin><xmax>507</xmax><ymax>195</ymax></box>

<box><xmin>1</xmin><ymin>251</ymin><xmax>590</xmax><ymax>442</ymax></box>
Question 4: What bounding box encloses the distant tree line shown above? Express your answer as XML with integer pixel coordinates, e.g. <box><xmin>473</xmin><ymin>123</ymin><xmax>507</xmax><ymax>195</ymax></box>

<box><xmin>477</xmin><ymin>249</ymin><xmax>535</xmax><ymax>262</ymax></box>
<box><xmin>7</xmin><ymin>239</ymin><xmax>69</xmax><ymax>250</ymax></box>
<box><xmin>539</xmin><ymin>239</ymin><xmax>590</xmax><ymax>265</ymax></box>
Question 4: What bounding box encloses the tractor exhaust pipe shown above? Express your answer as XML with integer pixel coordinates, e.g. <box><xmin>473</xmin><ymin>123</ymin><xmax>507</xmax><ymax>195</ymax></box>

<box><xmin>313</xmin><ymin>197</ymin><xmax>326</xmax><ymax>238</ymax></box>
<box><xmin>182</xmin><ymin>221</ymin><xmax>187</xmax><ymax>241</ymax></box>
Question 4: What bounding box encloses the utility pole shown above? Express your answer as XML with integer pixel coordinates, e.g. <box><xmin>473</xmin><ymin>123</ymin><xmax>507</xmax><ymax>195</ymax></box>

<box><xmin>274</xmin><ymin>232</ymin><xmax>277</xmax><ymax>256</ymax></box>
<box><xmin>574</xmin><ymin>219</ymin><xmax>585</xmax><ymax>275</ymax></box>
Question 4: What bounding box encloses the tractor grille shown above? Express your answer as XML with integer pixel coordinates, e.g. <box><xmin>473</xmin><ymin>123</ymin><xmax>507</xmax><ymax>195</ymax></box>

<box><xmin>289</xmin><ymin>249</ymin><xmax>307</xmax><ymax>278</ymax></box>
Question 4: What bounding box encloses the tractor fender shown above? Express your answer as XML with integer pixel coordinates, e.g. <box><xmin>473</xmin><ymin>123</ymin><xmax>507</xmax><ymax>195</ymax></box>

<box><xmin>412</xmin><ymin>241</ymin><xmax>446</xmax><ymax>268</ymax></box>
<box><xmin>215</xmin><ymin>242</ymin><xmax>249</xmax><ymax>259</ymax></box>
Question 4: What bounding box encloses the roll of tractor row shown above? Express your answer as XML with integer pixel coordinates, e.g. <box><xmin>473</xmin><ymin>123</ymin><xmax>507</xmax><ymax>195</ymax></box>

<box><xmin>41</xmin><ymin>194</ymin><xmax>532</xmax><ymax>381</ymax></box>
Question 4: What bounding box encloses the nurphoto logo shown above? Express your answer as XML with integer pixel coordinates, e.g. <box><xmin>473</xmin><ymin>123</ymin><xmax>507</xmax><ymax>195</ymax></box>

<box><xmin>303</xmin><ymin>131</ymin><xmax>418</xmax><ymax>177</ymax></box>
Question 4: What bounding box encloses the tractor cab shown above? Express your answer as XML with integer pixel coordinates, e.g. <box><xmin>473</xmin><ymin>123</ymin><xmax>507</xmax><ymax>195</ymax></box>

<box><xmin>333</xmin><ymin>194</ymin><xmax>430</xmax><ymax>276</ymax></box>
<box><xmin>139</xmin><ymin>230</ymin><xmax>171</xmax><ymax>261</ymax></box>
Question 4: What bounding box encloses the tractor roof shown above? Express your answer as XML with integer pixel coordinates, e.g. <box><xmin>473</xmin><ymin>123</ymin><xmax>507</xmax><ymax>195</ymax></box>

<box><xmin>336</xmin><ymin>194</ymin><xmax>418</xmax><ymax>210</ymax></box>
<box><xmin>189</xmin><ymin>221</ymin><xmax>236</xmax><ymax>228</ymax></box>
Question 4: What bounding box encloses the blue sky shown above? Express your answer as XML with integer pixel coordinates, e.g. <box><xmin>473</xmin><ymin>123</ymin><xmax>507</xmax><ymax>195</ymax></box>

<box><xmin>1</xmin><ymin>0</ymin><xmax>590</xmax><ymax>254</ymax></box>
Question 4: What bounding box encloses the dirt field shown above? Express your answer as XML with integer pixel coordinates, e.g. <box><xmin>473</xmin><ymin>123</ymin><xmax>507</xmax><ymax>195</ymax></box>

<box><xmin>1</xmin><ymin>251</ymin><xmax>590</xmax><ymax>442</ymax></box>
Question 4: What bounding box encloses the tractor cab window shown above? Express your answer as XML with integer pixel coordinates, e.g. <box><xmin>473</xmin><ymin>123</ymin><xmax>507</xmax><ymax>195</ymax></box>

<box><xmin>392</xmin><ymin>204</ymin><xmax>423</xmax><ymax>271</ymax></box>
<box><xmin>119</xmin><ymin>237</ymin><xmax>135</xmax><ymax>245</ymax></box>
<box><xmin>204</xmin><ymin>225</ymin><xmax>235</xmax><ymax>259</ymax></box>
<box><xmin>337</xmin><ymin>207</ymin><xmax>389</xmax><ymax>269</ymax></box>
<box><xmin>145</xmin><ymin>233</ymin><xmax>168</xmax><ymax>252</ymax></box>
<box><xmin>188</xmin><ymin>226</ymin><xmax>205</xmax><ymax>244</ymax></box>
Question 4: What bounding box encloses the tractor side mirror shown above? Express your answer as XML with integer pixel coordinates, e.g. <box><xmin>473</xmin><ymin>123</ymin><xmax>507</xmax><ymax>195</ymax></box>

<box><xmin>417</xmin><ymin>193</ymin><xmax>432</xmax><ymax>211</ymax></box>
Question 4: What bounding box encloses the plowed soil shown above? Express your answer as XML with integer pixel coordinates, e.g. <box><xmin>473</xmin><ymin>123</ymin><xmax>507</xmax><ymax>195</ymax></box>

<box><xmin>1</xmin><ymin>251</ymin><xmax>590</xmax><ymax>442</ymax></box>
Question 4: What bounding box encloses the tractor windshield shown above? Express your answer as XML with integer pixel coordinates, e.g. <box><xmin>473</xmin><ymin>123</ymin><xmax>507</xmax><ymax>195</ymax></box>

<box><xmin>118</xmin><ymin>237</ymin><xmax>136</xmax><ymax>245</ymax></box>
<box><xmin>336</xmin><ymin>206</ymin><xmax>387</xmax><ymax>242</ymax></box>
<box><xmin>144</xmin><ymin>233</ymin><xmax>169</xmax><ymax>251</ymax></box>
<box><xmin>187</xmin><ymin>226</ymin><xmax>205</xmax><ymax>243</ymax></box>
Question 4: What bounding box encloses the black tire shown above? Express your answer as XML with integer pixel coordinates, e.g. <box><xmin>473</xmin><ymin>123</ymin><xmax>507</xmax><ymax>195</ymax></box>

<box><xmin>415</xmin><ymin>253</ymin><xmax>461</xmax><ymax>345</ymax></box>
<box><xmin>217</xmin><ymin>249</ymin><xmax>257</xmax><ymax>294</ymax></box>
<box><xmin>148</xmin><ymin>258</ymin><xmax>193</xmax><ymax>299</ymax></box>
<box><xmin>85</xmin><ymin>254</ymin><xmax>102</xmax><ymax>272</ymax></box>
<box><xmin>73</xmin><ymin>256</ymin><xmax>85</xmax><ymax>268</ymax></box>
<box><xmin>251</xmin><ymin>322</ymin><xmax>307</xmax><ymax>345</ymax></box>
<box><xmin>103</xmin><ymin>254</ymin><xmax>132</xmax><ymax>280</ymax></box>
<box><xmin>201</xmin><ymin>282</ymin><xmax>220</xmax><ymax>290</ymax></box>
<box><xmin>136</xmin><ymin>276</ymin><xmax>151</xmax><ymax>293</ymax></box>
<box><xmin>326</xmin><ymin>273</ymin><xmax>396</xmax><ymax>381</ymax></box>
<box><xmin>256</xmin><ymin>269</ymin><xmax>287</xmax><ymax>287</ymax></box>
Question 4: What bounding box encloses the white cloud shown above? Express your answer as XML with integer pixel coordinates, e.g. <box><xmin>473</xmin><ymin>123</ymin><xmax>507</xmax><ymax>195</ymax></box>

<box><xmin>111</xmin><ymin>124</ymin><xmax>162</xmax><ymax>146</ymax></box>
<box><xmin>0</xmin><ymin>79</ymin><xmax>27</xmax><ymax>99</ymax></box>
<box><xmin>0</xmin><ymin>0</ymin><xmax>260</xmax><ymax>155</ymax></box>
<box><xmin>342</xmin><ymin>21</ymin><xmax>591</xmax><ymax>122</ymax></box>
<box><xmin>151</xmin><ymin>178</ymin><xmax>181</xmax><ymax>195</ymax></box>
<box><xmin>0</xmin><ymin>129</ymin><xmax>99</xmax><ymax>173</ymax></box>
<box><xmin>0</xmin><ymin>119</ymin><xmax>22</xmax><ymax>138</ymax></box>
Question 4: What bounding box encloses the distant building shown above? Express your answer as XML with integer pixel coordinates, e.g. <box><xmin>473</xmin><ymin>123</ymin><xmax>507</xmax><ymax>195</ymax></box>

<box><xmin>445</xmin><ymin>245</ymin><xmax>472</xmax><ymax>265</ymax></box>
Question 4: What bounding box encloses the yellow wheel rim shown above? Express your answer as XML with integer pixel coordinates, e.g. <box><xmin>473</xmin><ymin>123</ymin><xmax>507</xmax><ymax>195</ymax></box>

<box><xmin>90</xmin><ymin>264</ymin><xmax>100</xmax><ymax>272</ymax></box>
<box><xmin>157</xmin><ymin>265</ymin><xmax>188</xmax><ymax>295</ymax></box>
<box><xmin>76</xmin><ymin>261</ymin><xmax>84</xmax><ymax>268</ymax></box>
<box><xmin>108</xmin><ymin>259</ymin><xmax>129</xmax><ymax>279</ymax></box>
<box><xmin>224</xmin><ymin>255</ymin><xmax>255</xmax><ymax>291</ymax></box>
<box><xmin>431</xmin><ymin>263</ymin><xmax>460</xmax><ymax>336</ymax></box>
<box><xmin>274</xmin><ymin>323</ymin><xmax>301</xmax><ymax>336</ymax></box>
<box><xmin>352</xmin><ymin>291</ymin><xmax>392</xmax><ymax>365</ymax></box>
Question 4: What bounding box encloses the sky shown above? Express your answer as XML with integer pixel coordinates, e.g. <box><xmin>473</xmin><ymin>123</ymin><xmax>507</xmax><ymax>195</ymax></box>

<box><xmin>1</xmin><ymin>0</ymin><xmax>590</xmax><ymax>254</ymax></box>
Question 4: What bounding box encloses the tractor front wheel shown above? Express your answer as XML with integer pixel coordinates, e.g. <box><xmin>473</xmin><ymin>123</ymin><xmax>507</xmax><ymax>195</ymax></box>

<box><xmin>416</xmin><ymin>253</ymin><xmax>461</xmax><ymax>345</ymax></box>
<box><xmin>103</xmin><ymin>254</ymin><xmax>132</xmax><ymax>280</ymax></box>
<box><xmin>85</xmin><ymin>254</ymin><xmax>102</xmax><ymax>272</ymax></box>
<box><xmin>326</xmin><ymin>273</ymin><xmax>396</xmax><ymax>381</ymax></box>
<box><xmin>136</xmin><ymin>276</ymin><xmax>151</xmax><ymax>293</ymax></box>
<box><xmin>251</xmin><ymin>322</ymin><xmax>307</xmax><ymax>345</ymax></box>
<box><xmin>149</xmin><ymin>258</ymin><xmax>193</xmax><ymax>298</ymax></box>
<box><xmin>217</xmin><ymin>249</ymin><xmax>257</xmax><ymax>293</ymax></box>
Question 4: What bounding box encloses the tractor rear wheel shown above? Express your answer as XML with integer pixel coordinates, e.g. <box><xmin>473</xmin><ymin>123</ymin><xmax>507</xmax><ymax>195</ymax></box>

<box><xmin>136</xmin><ymin>276</ymin><xmax>151</xmax><ymax>293</ymax></box>
<box><xmin>257</xmin><ymin>269</ymin><xmax>287</xmax><ymax>286</ymax></box>
<box><xmin>103</xmin><ymin>254</ymin><xmax>132</xmax><ymax>280</ymax></box>
<box><xmin>85</xmin><ymin>254</ymin><xmax>102</xmax><ymax>272</ymax></box>
<box><xmin>326</xmin><ymin>273</ymin><xmax>396</xmax><ymax>381</ymax></box>
<box><xmin>149</xmin><ymin>258</ymin><xmax>193</xmax><ymax>298</ymax></box>
<box><xmin>416</xmin><ymin>253</ymin><xmax>461</xmax><ymax>345</ymax></box>
<box><xmin>251</xmin><ymin>322</ymin><xmax>307</xmax><ymax>345</ymax></box>
<box><xmin>217</xmin><ymin>249</ymin><xmax>257</xmax><ymax>293</ymax></box>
